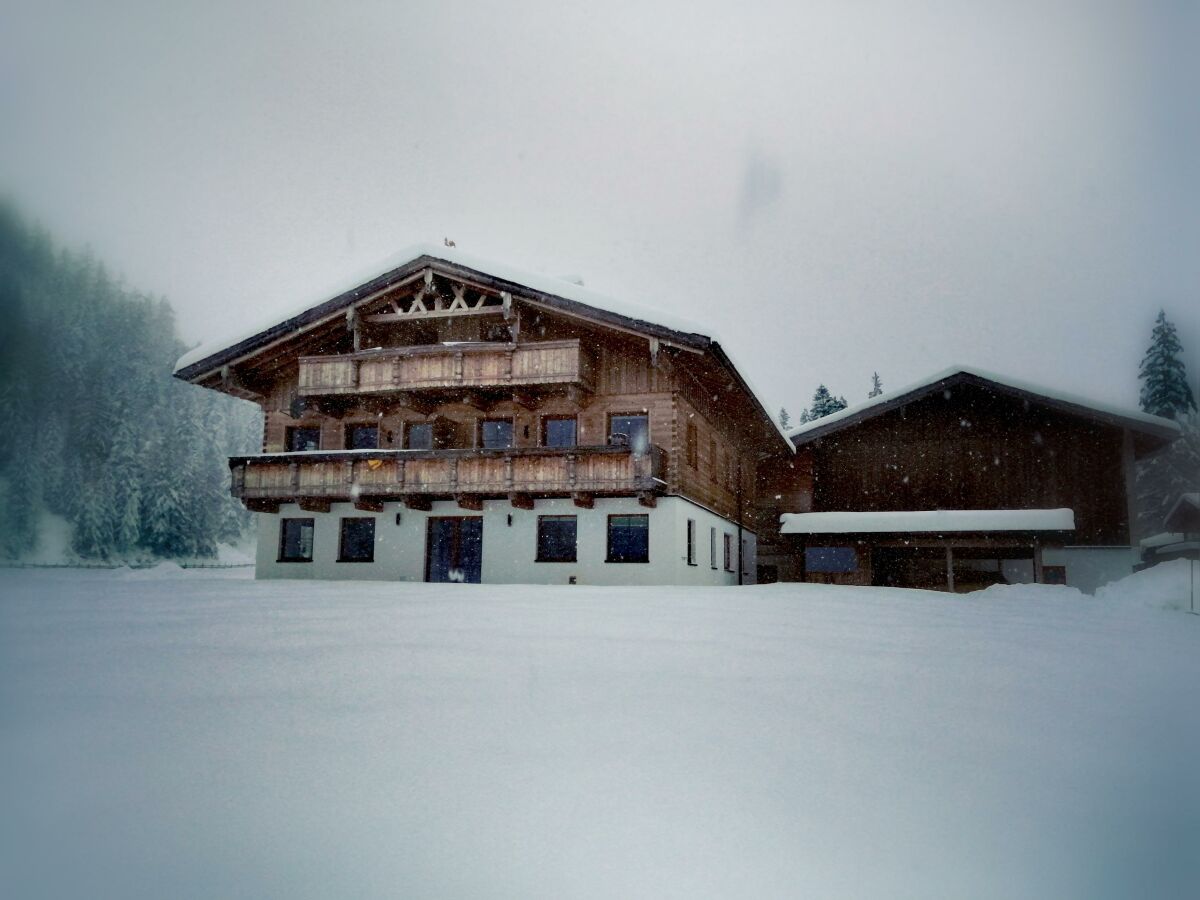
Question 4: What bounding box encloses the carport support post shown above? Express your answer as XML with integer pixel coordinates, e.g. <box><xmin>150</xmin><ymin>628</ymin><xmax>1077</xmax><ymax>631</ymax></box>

<box><xmin>945</xmin><ymin>545</ymin><xmax>955</xmax><ymax>593</ymax></box>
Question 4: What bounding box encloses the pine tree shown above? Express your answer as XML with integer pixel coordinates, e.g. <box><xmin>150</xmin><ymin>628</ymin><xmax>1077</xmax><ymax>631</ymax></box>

<box><xmin>0</xmin><ymin>200</ymin><xmax>262</xmax><ymax>561</ymax></box>
<box><xmin>1138</xmin><ymin>310</ymin><xmax>1197</xmax><ymax>419</ymax></box>
<box><xmin>869</xmin><ymin>372</ymin><xmax>883</xmax><ymax>398</ymax></box>
<box><xmin>808</xmin><ymin>384</ymin><xmax>848</xmax><ymax>420</ymax></box>
<box><xmin>779</xmin><ymin>407</ymin><xmax>791</xmax><ymax>430</ymax></box>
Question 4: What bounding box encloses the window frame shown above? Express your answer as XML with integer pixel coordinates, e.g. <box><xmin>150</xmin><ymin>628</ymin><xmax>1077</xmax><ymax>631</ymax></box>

<box><xmin>337</xmin><ymin>517</ymin><xmax>376</xmax><ymax>563</ymax></box>
<box><xmin>540</xmin><ymin>415</ymin><xmax>578</xmax><ymax>448</ymax></box>
<box><xmin>535</xmin><ymin>515</ymin><xmax>578</xmax><ymax>563</ymax></box>
<box><xmin>607</xmin><ymin>412</ymin><xmax>649</xmax><ymax>451</ymax></box>
<box><xmin>804</xmin><ymin>546</ymin><xmax>859</xmax><ymax>574</ymax></box>
<box><xmin>479</xmin><ymin>417</ymin><xmax>514</xmax><ymax>449</ymax></box>
<box><xmin>404</xmin><ymin>421</ymin><xmax>433</xmax><ymax>450</ymax></box>
<box><xmin>723</xmin><ymin>533</ymin><xmax>733</xmax><ymax>572</ymax></box>
<box><xmin>606</xmin><ymin>513</ymin><xmax>650</xmax><ymax>564</ymax></box>
<box><xmin>278</xmin><ymin>517</ymin><xmax>315</xmax><ymax>563</ymax></box>
<box><xmin>710</xmin><ymin>526</ymin><xmax>718</xmax><ymax>569</ymax></box>
<box><xmin>285</xmin><ymin>426</ymin><xmax>322</xmax><ymax>453</ymax></box>
<box><xmin>686</xmin><ymin>518</ymin><xmax>697</xmax><ymax>566</ymax></box>
<box><xmin>686</xmin><ymin>422</ymin><xmax>698</xmax><ymax>468</ymax></box>
<box><xmin>344</xmin><ymin>422</ymin><xmax>380</xmax><ymax>451</ymax></box>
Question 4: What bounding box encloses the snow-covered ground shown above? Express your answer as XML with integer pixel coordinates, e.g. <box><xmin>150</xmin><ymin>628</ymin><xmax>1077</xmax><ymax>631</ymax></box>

<box><xmin>1</xmin><ymin>569</ymin><xmax>1197</xmax><ymax>899</ymax></box>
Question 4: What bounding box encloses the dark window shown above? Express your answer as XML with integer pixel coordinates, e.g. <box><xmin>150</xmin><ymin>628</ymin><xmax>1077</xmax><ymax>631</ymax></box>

<box><xmin>607</xmin><ymin>514</ymin><xmax>649</xmax><ymax>563</ymax></box>
<box><xmin>286</xmin><ymin>426</ymin><xmax>321</xmax><ymax>452</ymax></box>
<box><xmin>1042</xmin><ymin>565</ymin><xmax>1067</xmax><ymax>585</ymax></box>
<box><xmin>345</xmin><ymin>424</ymin><xmax>379</xmax><ymax>450</ymax></box>
<box><xmin>278</xmin><ymin>518</ymin><xmax>314</xmax><ymax>562</ymax></box>
<box><xmin>686</xmin><ymin>518</ymin><xmax>697</xmax><ymax>565</ymax></box>
<box><xmin>536</xmin><ymin>515</ymin><xmax>577</xmax><ymax>562</ymax></box>
<box><xmin>723</xmin><ymin>533</ymin><xmax>733</xmax><ymax>572</ymax></box>
<box><xmin>710</xmin><ymin>527</ymin><xmax>718</xmax><ymax>569</ymax></box>
<box><xmin>542</xmin><ymin>416</ymin><xmax>577</xmax><ymax>448</ymax></box>
<box><xmin>405</xmin><ymin>422</ymin><xmax>433</xmax><ymax>450</ymax></box>
<box><xmin>609</xmin><ymin>414</ymin><xmax>649</xmax><ymax>453</ymax></box>
<box><xmin>805</xmin><ymin>546</ymin><xmax>858</xmax><ymax>574</ymax></box>
<box><xmin>338</xmin><ymin>518</ymin><xmax>375</xmax><ymax>562</ymax></box>
<box><xmin>480</xmin><ymin>418</ymin><xmax>513</xmax><ymax>449</ymax></box>
<box><xmin>686</xmin><ymin>422</ymin><xmax>698</xmax><ymax>468</ymax></box>
<box><xmin>708</xmin><ymin>438</ymin><xmax>717</xmax><ymax>481</ymax></box>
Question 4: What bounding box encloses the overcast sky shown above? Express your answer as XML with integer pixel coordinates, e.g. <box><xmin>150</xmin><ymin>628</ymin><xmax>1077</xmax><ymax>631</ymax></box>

<box><xmin>2</xmin><ymin>0</ymin><xmax>1196</xmax><ymax>416</ymax></box>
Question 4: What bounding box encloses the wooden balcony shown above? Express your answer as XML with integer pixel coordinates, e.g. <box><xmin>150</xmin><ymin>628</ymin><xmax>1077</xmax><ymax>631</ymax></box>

<box><xmin>298</xmin><ymin>340</ymin><xmax>593</xmax><ymax>398</ymax></box>
<box><xmin>229</xmin><ymin>445</ymin><xmax>666</xmax><ymax>512</ymax></box>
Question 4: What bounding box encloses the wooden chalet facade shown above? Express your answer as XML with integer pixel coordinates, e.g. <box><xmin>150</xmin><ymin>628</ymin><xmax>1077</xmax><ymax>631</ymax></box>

<box><xmin>174</xmin><ymin>246</ymin><xmax>789</xmax><ymax>584</ymax></box>
<box><xmin>755</xmin><ymin>368</ymin><xmax>1179</xmax><ymax>593</ymax></box>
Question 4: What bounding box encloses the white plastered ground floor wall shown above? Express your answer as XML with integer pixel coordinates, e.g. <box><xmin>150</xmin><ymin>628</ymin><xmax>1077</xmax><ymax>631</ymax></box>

<box><xmin>255</xmin><ymin>496</ymin><xmax>756</xmax><ymax>586</ymax></box>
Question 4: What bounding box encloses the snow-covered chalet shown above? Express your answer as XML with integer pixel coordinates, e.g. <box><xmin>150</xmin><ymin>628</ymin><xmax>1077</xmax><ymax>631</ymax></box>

<box><xmin>174</xmin><ymin>246</ymin><xmax>788</xmax><ymax>584</ymax></box>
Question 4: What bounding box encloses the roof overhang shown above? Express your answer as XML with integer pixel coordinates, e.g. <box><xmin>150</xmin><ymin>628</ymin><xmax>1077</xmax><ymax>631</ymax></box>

<box><xmin>780</xmin><ymin>508</ymin><xmax>1076</xmax><ymax>535</ymax></box>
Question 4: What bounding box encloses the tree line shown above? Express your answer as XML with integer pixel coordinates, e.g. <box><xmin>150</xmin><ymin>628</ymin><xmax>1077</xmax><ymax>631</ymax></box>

<box><xmin>0</xmin><ymin>202</ymin><xmax>261</xmax><ymax>561</ymax></box>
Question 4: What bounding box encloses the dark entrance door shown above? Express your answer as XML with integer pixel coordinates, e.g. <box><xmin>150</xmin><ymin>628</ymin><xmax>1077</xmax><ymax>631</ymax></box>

<box><xmin>426</xmin><ymin>517</ymin><xmax>483</xmax><ymax>583</ymax></box>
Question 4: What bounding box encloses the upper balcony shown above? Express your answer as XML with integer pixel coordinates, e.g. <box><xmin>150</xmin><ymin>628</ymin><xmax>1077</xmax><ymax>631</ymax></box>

<box><xmin>229</xmin><ymin>444</ymin><xmax>666</xmax><ymax>513</ymax></box>
<box><xmin>297</xmin><ymin>339</ymin><xmax>594</xmax><ymax>398</ymax></box>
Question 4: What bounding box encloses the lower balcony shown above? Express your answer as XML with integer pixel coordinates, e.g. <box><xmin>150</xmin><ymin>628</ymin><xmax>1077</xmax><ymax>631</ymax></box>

<box><xmin>229</xmin><ymin>445</ymin><xmax>667</xmax><ymax>512</ymax></box>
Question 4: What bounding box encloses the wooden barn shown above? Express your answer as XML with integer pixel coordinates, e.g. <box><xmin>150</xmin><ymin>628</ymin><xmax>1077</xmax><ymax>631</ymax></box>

<box><xmin>174</xmin><ymin>245</ymin><xmax>790</xmax><ymax>584</ymax></box>
<box><xmin>755</xmin><ymin>367</ymin><xmax>1180</xmax><ymax>593</ymax></box>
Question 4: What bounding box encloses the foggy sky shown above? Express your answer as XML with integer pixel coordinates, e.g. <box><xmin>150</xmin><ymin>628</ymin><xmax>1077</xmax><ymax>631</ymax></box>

<box><xmin>2</xmin><ymin>0</ymin><xmax>1196</xmax><ymax>416</ymax></box>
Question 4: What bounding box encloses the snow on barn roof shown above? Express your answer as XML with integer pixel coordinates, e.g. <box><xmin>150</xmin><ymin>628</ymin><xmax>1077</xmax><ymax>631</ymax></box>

<box><xmin>1164</xmin><ymin>492</ymin><xmax>1200</xmax><ymax>534</ymax></box>
<box><xmin>780</xmin><ymin>508</ymin><xmax>1077</xmax><ymax>535</ymax></box>
<box><xmin>172</xmin><ymin>242</ymin><xmax>792</xmax><ymax>449</ymax></box>
<box><xmin>786</xmin><ymin>365</ymin><xmax>1180</xmax><ymax>445</ymax></box>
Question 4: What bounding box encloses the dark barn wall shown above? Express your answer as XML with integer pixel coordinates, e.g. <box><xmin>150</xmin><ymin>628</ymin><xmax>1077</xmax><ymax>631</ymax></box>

<box><xmin>805</xmin><ymin>384</ymin><xmax>1130</xmax><ymax>545</ymax></box>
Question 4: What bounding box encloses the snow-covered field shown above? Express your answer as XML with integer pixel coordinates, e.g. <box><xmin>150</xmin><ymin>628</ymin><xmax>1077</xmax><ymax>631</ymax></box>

<box><xmin>1</xmin><ymin>568</ymin><xmax>1198</xmax><ymax>899</ymax></box>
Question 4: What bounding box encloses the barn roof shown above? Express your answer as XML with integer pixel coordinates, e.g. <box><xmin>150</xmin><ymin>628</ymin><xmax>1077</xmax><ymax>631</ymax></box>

<box><xmin>787</xmin><ymin>365</ymin><xmax>1180</xmax><ymax>449</ymax></box>
<box><xmin>172</xmin><ymin>243</ymin><xmax>792</xmax><ymax>450</ymax></box>
<box><xmin>1164</xmin><ymin>493</ymin><xmax>1200</xmax><ymax>534</ymax></box>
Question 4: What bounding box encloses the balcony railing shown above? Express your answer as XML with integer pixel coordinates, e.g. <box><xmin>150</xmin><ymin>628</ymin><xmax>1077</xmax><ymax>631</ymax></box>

<box><xmin>229</xmin><ymin>444</ymin><xmax>665</xmax><ymax>510</ymax></box>
<box><xmin>298</xmin><ymin>339</ymin><xmax>593</xmax><ymax>397</ymax></box>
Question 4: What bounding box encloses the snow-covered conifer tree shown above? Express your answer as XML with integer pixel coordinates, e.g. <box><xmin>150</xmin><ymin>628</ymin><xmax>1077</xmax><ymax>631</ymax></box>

<box><xmin>1138</xmin><ymin>310</ymin><xmax>1197</xmax><ymax>419</ymax></box>
<box><xmin>808</xmin><ymin>385</ymin><xmax>848</xmax><ymax>419</ymax></box>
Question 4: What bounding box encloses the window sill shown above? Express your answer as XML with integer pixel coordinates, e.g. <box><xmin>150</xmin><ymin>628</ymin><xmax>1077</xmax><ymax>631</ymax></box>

<box><xmin>277</xmin><ymin>558</ymin><xmax>313</xmax><ymax>564</ymax></box>
<box><xmin>606</xmin><ymin>558</ymin><xmax>649</xmax><ymax>564</ymax></box>
<box><xmin>336</xmin><ymin>558</ymin><xmax>375</xmax><ymax>563</ymax></box>
<box><xmin>536</xmin><ymin>557</ymin><xmax>577</xmax><ymax>564</ymax></box>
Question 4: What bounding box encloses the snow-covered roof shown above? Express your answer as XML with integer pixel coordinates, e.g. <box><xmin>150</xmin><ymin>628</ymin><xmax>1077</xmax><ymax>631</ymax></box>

<box><xmin>780</xmin><ymin>508</ymin><xmax>1076</xmax><ymax>535</ymax></box>
<box><xmin>1139</xmin><ymin>531</ymin><xmax>1188</xmax><ymax>549</ymax></box>
<box><xmin>174</xmin><ymin>243</ymin><xmax>715</xmax><ymax>374</ymax></box>
<box><xmin>172</xmin><ymin>243</ymin><xmax>792</xmax><ymax>449</ymax></box>
<box><xmin>787</xmin><ymin>365</ymin><xmax>1180</xmax><ymax>445</ymax></box>
<box><xmin>1164</xmin><ymin>492</ymin><xmax>1200</xmax><ymax>533</ymax></box>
